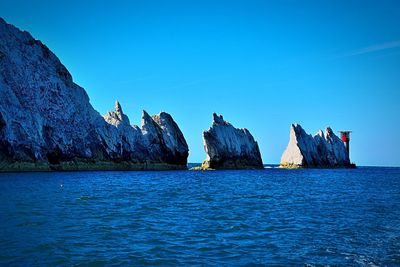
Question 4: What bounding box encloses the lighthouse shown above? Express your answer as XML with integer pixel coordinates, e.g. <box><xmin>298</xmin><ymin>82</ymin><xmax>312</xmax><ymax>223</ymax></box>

<box><xmin>339</xmin><ymin>131</ymin><xmax>351</xmax><ymax>156</ymax></box>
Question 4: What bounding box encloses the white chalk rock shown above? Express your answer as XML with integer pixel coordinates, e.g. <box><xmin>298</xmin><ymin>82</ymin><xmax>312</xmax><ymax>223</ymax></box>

<box><xmin>280</xmin><ymin>123</ymin><xmax>352</xmax><ymax>168</ymax></box>
<box><xmin>0</xmin><ymin>18</ymin><xmax>188</xmax><ymax>171</ymax></box>
<box><xmin>201</xmin><ymin>113</ymin><xmax>263</xmax><ymax>169</ymax></box>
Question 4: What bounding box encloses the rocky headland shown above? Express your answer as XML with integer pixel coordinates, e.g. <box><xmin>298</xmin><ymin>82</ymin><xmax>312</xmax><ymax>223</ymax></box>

<box><xmin>0</xmin><ymin>18</ymin><xmax>188</xmax><ymax>171</ymax></box>
<box><xmin>195</xmin><ymin>113</ymin><xmax>263</xmax><ymax>170</ymax></box>
<box><xmin>280</xmin><ymin>123</ymin><xmax>354</xmax><ymax>168</ymax></box>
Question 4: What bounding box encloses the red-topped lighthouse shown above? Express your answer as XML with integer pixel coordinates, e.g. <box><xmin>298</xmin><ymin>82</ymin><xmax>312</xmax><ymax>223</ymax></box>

<box><xmin>339</xmin><ymin>131</ymin><xmax>351</xmax><ymax>156</ymax></box>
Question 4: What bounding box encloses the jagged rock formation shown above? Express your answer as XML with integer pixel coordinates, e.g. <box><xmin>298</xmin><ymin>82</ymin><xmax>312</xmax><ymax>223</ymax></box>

<box><xmin>280</xmin><ymin>123</ymin><xmax>353</xmax><ymax>168</ymax></box>
<box><xmin>197</xmin><ymin>113</ymin><xmax>263</xmax><ymax>170</ymax></box>
<box><xmin>0</xmin><ymin>18</ymin><xmax>188</xmax><ymax>171</ymax></box>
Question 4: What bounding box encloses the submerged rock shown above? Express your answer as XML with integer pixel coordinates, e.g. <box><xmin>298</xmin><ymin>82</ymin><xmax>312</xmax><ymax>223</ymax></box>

<box><xmin>0</xmin><ymin>18</ymin><xmax>188</xmax><ymax>171</ymax></box>
<box><xmin>280</xmin><ymin>123</ymin><xmax>353</xmax><ymax>168</ymax></box>
<box><xmin>199</xmin><ymin>113</ymin><xmax>263</xmax><ymax>170</ymax></box>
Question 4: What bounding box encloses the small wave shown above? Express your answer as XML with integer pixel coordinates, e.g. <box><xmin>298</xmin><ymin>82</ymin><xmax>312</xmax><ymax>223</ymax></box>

<box><xmin>264</xmin><ymin>165</ymin><xmax>279</xmax><ymax>169</ymax></box>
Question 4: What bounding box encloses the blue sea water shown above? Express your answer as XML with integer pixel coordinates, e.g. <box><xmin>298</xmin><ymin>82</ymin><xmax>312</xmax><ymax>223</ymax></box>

<box><xmin>0</xmin><ymin>167</ymin><xmax>400</xmax><ymax>266</ymax></box>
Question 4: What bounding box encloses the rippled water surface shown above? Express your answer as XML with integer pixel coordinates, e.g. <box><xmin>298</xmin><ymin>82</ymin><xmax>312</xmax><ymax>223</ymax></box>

<box><xmin>1</xmin><ymin>167</ymin><xmax>400</xmax><ymax>266</ymax></box>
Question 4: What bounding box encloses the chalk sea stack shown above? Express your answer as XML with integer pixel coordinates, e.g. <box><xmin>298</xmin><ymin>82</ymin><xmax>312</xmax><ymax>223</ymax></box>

<box><xmin>197</xmin><ymin>113</ymin><xmax>263</xmax><ymax>170</ymax></box>
<box><xmin>280</xmin><ymin>123</ymin><xmax>354</xmax><ymax>168</ymax></box>
<box><xmin>0</xmin><ymin>18</ymin><xmax>188</xmax><ymax>171</ymax></box>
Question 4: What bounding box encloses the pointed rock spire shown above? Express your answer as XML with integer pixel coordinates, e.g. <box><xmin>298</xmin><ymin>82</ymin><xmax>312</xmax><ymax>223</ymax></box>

<box><xmin>325</xmin><ymin>126</ymin><xmax>333</xmax><ymax>137</ymax></box>
<box><xmin>141</xmin><ymin>110</ymin><xmax>151</xmax><ymax>122</ymax></box>
<box><xmin>115</xmin><ymin>100</ymin><xmax>123</xmax><ymax>115</ymax></box>
<box><xmin>141</xmin><ymin>110</ymin><xmax>155</xmax><ymax>130</ymax></box>
<box><xmin>103</xmin><ymin>100</ymin><xmax>131</xmax><ymax>127</ymax></box>
<box><xmin>212</xmin><ymin>113</ymin><xmax>226</xmax><ymax>125</ymax></box>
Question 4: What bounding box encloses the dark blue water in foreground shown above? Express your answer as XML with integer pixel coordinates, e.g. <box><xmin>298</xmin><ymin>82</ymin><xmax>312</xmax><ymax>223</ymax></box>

<box><xmin>1</xmin><ymin>167</ymin><xmax>400</xmax><ymax>266</ymax></box>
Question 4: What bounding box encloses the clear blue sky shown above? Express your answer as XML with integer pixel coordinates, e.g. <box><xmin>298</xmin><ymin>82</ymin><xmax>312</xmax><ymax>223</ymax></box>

<box><xmin>1</xmin><ymin>0</ymin><xmax>400</xmax><ymax>166</ymax></box>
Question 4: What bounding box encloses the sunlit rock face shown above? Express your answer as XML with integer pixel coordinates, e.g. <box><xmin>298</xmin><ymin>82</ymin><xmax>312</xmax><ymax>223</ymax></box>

<box><xmin>280</xmin><ymin>123</ymin><xmax>351</xmax><ymax>168</ymax></box>
<box><xmin>200</xmin><ymin>113</ymin><xmax>263</xmax><ymax>170</ymax></box>
<box><xmin>0</xmin><ymin>18</ymin><xmax>188</xmax><ymax>171</ymax></box>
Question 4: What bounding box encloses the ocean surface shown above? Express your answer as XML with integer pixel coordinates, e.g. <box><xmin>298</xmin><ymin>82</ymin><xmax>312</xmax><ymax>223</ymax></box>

<box><xmin>0</xmin><ymin>166</ymin><xmax>399</xmax><ymax>266</ymax></box>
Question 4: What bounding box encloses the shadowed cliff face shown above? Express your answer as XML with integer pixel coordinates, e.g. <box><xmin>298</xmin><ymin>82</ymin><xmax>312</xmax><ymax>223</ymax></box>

<box><xmin>280</xmin><ymin>124</ymin><xmax>351</xmax><ymax>168</ymax></box>
<box><xmin>0</xmin><ymin>18</ymin><xmax>188</xmax><ymax>171</ymax></box>
<box><xmin>200</xmin><ymin>113</ymin><xmax>263</xmax><ymax>170</ymax></box>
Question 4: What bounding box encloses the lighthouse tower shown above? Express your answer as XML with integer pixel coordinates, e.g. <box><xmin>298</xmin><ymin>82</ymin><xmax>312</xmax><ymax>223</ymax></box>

<box><xmin>339</xmin><ymin>131</ymin><xmax>351</xmax><ymax>156</ymax></box>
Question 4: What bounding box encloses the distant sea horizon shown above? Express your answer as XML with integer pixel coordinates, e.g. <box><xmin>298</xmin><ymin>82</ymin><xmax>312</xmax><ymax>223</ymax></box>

<box><xmin>188</xmin><ymin>163</ymin><xmax>400</xmax><ymax>168</ymax></box>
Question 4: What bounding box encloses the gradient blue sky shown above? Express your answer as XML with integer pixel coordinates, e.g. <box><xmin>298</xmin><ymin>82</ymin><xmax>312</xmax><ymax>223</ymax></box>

<box><xmin>1</xmin><ymin>0</ymin><xmax>400</xmax><ymax>166</ymax></box>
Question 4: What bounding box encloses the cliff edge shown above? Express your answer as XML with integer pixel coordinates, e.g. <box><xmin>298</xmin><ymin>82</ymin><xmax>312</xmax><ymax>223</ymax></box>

<box><xmin>0</xmin><ymin>18</ymin><xmax>188</xmax><ymax>171</ymax></box>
